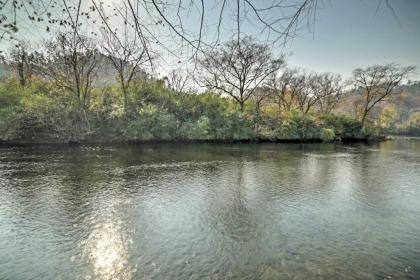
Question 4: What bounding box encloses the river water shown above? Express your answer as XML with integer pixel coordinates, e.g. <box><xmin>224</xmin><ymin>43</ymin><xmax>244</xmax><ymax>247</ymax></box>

<box><xmin>0</xmin><ymin>139</ymin><xmax>420</xmax><ymax>279</ymax></box>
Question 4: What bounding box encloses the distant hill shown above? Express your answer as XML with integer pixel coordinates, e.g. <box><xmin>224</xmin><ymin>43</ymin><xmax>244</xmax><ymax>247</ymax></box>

<box><xmin>335</xmin><ymin>82</ymin><xmax>420</xmax><ymax>135</ymax></box>
<box><xmin>337</xmin><ymin>82</ymin><xmax>420</xmax><ymax>120</ymax></box>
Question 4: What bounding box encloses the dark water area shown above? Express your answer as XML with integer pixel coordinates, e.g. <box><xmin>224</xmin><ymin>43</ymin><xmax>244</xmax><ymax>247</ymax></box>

<box><xmin>0</xmin><ymin>139</ymin><xmax>420</xmax><ymax>279</ymax></box>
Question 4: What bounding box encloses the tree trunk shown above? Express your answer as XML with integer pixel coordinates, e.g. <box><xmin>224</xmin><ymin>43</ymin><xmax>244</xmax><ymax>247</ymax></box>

<box><xmin>361</xmin><ymin>110</ymin><xmax>369</xmax><ymax>128</ymax></box>
<box><xmin>17</xmin><ymin>66</ymin><xmax>25</xmax><ymax>88</ymax></box>
<box><xmin>239</xmin><ymin>101</ymin><xmax>244</xmax><ymax>112</ymax></box>
<box><xmin>122</xmin><ymin>86</ymin><xmax>128</xmax><ymax>116</ymax></box>
<box><xmin>254</xmin><ymin>101</ymin><xmax>262</xmax><ymax>134</ymax></box>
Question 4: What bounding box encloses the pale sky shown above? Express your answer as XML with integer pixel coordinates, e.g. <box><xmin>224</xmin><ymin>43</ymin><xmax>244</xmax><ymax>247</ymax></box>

<box><xmin>1</xmin><ymin>0</ymin><xmax>419</xmax><ymax>80</ymax></box>
<box><xmin>283</xmin><ymin>0</ymin><xmax>420</xmax><ymax>79</ymax></box>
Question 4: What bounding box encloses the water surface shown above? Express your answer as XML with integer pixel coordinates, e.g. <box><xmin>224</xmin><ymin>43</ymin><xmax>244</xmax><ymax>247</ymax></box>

<box><xmin>1</xmin><ymin>139</ymin><xmax>420</xmax><ymax>279</ymax></box>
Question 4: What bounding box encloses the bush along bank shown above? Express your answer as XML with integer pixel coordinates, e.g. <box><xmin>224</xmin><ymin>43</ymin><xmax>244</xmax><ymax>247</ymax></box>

<box><xmin>0</xmin><ymin>78</ymin><xmax>380</xmax><ymax>144</ymax></box>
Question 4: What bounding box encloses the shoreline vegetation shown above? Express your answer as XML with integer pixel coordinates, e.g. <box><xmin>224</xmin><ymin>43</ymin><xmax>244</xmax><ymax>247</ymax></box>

<box><xmin>0</xmin><ymin>74</ymin><xmax>404</xmax><ymax>144</ymax></box>
<box><xmin>0</xmin><ymin>137</ymin><xmax>383</xmax><ymax>146</ymax></box>
<box><xmin>0</xmin><ymin>136</ymin><xmax>394</xmax><ymax>147</ymax></box>
<box><xmin>1</xmin><ymin>36</ymin><xmax>418</xmax><ymax>144</ymax></box>
<box><xmin>0</xmin><ymin>75</ymin><xmax>419</xmax><ymax>145</ymax></box>
<box><xmin>0</xmin><ymin>76</ymin><xmax>389</xmax><ymax>145</ymax></box>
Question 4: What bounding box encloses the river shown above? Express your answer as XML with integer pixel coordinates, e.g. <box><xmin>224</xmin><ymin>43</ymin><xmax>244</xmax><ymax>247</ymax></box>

<box><xmin>1</xmin><ymin>139</ymin><xmax>419</xmax><ymax>279</ymax></box>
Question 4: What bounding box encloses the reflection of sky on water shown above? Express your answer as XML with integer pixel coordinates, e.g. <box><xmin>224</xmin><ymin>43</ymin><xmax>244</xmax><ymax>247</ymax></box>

<box><xmin>1</xmin><ymin>141</ymin><xmax>420</xmax><ymax>279</ymax></box>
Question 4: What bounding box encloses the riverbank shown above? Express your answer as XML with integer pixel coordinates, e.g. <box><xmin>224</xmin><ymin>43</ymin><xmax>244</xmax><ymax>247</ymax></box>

<box><xmin>0</xmin><ymin>135</ymin><xmax>385</xmax><ymax>146</ymax></box>
<box><xmin>0</xmin><ymin>78</ymin><xmax>387</xmax><ymax>146</ymax></box>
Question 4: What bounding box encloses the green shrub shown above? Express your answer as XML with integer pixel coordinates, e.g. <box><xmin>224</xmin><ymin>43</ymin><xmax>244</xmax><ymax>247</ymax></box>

<box><xmin>0</xmin><ymin>77</ymin><xmax>392</xmax><ymax>142</ymax></box>
<box><xmin>320</xmin><ymin>114</ymin><xmax>363</xmax><ymax>139</ymax></box>
<box><xmin>320</xmin><ymin>128</ymin><xmax>335</xmax><ymax>142</ymax></box>
<box><xmin>274</xmin><ymin>112</ymin><xmax>320</xmax><ymax>140</ymax></box>
<box><xmin>123</xmin><ymin>105</ymin><xmax>177</xmax><ymax>141</ymax></box>
<box><xmin>395</xmin><ymin>112</ymin><xmax>420</xmax><ymax>136</ymax></box>
<box><xmin>213</xmin><ymin>112</ymin><xmax>255</xmax><ymax>140</ymax></box>
<box><xmin>179</xmin><ymin>116</ymin><xmax>211</xmax><ymax>140</ymax></box>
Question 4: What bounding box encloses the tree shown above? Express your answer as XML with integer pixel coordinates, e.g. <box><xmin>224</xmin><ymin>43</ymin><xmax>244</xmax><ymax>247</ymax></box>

<box><xmin>0</xmin><ymin>0</ymin><xmax>401</xmax><ymax>70</ymax></box>
<box><xmin>292</xmin><ymin>73</ymin><xmax>317</xmax><ymax>115</ymax></box>
<box><xmin>290</xmin><ymin>72</ymin><xmax>343</xmax><ymax>115</ymax></box>
<box><xmin>249</xmin><ymin>86</ymin><xmax>273</xmax><ymax>133</ymax></box>
<box><xmin>7</xmin><ymin>42</ymin><xmax>35</xmax><ymax>88</ymax></box>
<box><xmin>199</xmin><ymin>36</ymin><xmax>285</xmax><ymax>112</ymax></box>
<box><xmin>267</xmin><ymin>68</ymin><xmax>299</xmax><ymax>115</ymax></box>
<box><xmin>352</xmin><ymin>64</ymin><xmax>415</xmax><ymax>128</ymax></box>
<box><xmin>43</xmin><ymin>32</ymin><xmax>100</xmax><ymax>134</ymax></box>
<box><xmin>315</xmin><ymin>73</ymin><xmax>343</xmax><ymax>114</ymax></box>
<box><xmin>99</xmin><ymin>3</ymin><xmax>151</xmax><ymax>115</ymax></box>
<box><xmin>164</xmin><ymin>69</ymin><xmax>192</xmax><ymax>94</ymax></box>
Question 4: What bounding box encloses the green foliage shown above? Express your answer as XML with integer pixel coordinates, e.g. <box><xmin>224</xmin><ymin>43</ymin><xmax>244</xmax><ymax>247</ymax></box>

<box><xmin>212</xmin><ymin>112</ymin><xmax>255</xmax><ymax>140</ymax></box>
<box><xmin>274</xmin><ymin>112</ymin><xmax>321</xmax><ymax>140</ymax></box>
<box><xmin>320</xmin><ymin>113</ymin><xmax>365</xmax><ymax>139</ymax></box>
<box><xmin>123</xmin><ymin>105</ymin><xmax>177</xmax><ymax>141</ymax></box>
<box><xmin>0</xmin><ymin>106</ymin><xmax>19</xmax><ymax>140</ymax></box>
<box><xmin>260</xmin><ymin>112</ymin><xmax>371</xmax><ymax>141</ymax></box>
<box><xmin>0</xmin><ymin>76</ymin><xmax>395</xmax><ymax>143</ymax></box>
<box><xmin>0</xmin><ymin>80</ymin><xmax>21</xmax><ymax>139</ymax></box>
<box><xmin>0</xmin><ymin>78</ymin><xmax>68</xmax><ymax>141</ymax></box>
<box><xmin>379</xmin><ymin>106</ymin><xmax>399</xmax><ymax>131</ymax></box>
<box><xmin>395</xmin><ymin>112</ymin><xmax>420</xmax><ymax>136</ymax></box>
<box><xmin>320</xmin><ymin>128</ymin><xmax>335</xmax><ymax>142</ymax></box>
<box><xmin>179</xmin><ymin>116</ymin><xmax>211</xmax><ymax>140</ymax></box>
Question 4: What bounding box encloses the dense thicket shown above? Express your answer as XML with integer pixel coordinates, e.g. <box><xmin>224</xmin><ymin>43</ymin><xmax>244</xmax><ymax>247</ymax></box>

<box><xmin>0</xmin><ymin>78</ymin><xmax>328</xmax><ymax>142</ymax></box>
<box><xmin>0</xmin><ymin>74</ymin><xmax>417</xmax><ymax>143</ymax></box>
<box><xmin>0</xmin><ymin>36</ymin><xmax>417</xmax><ymax>143</ymax></box>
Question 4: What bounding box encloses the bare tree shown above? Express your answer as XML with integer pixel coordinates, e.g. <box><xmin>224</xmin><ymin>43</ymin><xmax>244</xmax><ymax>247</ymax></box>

<box><xmin>100</xmin><ymin>26</ymin><xmax>149</xmax><ymax>115</ymax></box>
<box><xmin>199</xmin><ymin>36</ymin><xmax>285</xmax><ymax>112</ymax></box>
<box><xmin>249</xmin><ymin>86</ymin><xmax>274</xmax><ymax>133</ymax></box>
<box><xmin>352</xmin><ymin>64</ymin><xmax>415</xmax><ymax>128</ymax></box>
<box><xmin>134</xmin><ymin>0</ymin><xmax>319</xmax><ymax>61</ymax></box>
<box><xmin>43</xmin><ymin>32</ymin><xmax>100</xmax><ymax>134</ymax></box>
<box><xmin>315</xmin><ymin>73</ymin><xmax>343</xmax><ymax>114</ymax></box>
<box><xmin>1</xmin><ymin>0</ymin><xmax>321</xmax><ymax>67</ymax></box>
<box><xmin>289</xmin><ymin>73</ymin><xmax>313</xmax><ymax>114</ymax></box>
<box><xmin>267</xmin><ymin>68</ymin><xmax>300</xmax><ymax>115</ymax></box>
<box><xmin>267</xmin><ymin>70</ymin><xmax>343</xmax><ymax>115</ymax></box>
<box><xmin>7</xmin><ymin>41</ymin><xmax>35</xmax><ymax>88</ymax></box>
<box><xmin>0</xmin><ymin>0</ymin><xmax>402</xmax><ymax>70</ymax></box>
<box><xmin>164</xmin><ymin>68</ymin><xmax>192</xmax><ymax>93</ymax></box>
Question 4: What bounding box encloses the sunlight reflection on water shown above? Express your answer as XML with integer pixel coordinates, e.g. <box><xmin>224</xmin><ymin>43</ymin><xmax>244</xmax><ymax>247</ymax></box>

<box><xmin>81</xmin><ymin>220</ymin><xmax>135</xmax><ymax>280</ymax></box>
<box><xmin>0</xmin><ymin>140</ymin><xmax>420</xmax><ymax>279</ymax></box>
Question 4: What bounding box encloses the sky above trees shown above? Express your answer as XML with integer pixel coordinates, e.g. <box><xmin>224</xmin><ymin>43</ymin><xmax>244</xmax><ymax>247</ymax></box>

<box><xmin>284</xmin><ymin>0</ymin><xmax>420</xmax><ymax>79</ymax></box>
<box><xmin>0</xmin><ymin>0</ymin><xmax>419</xmax><ymax>79</ymax></box>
